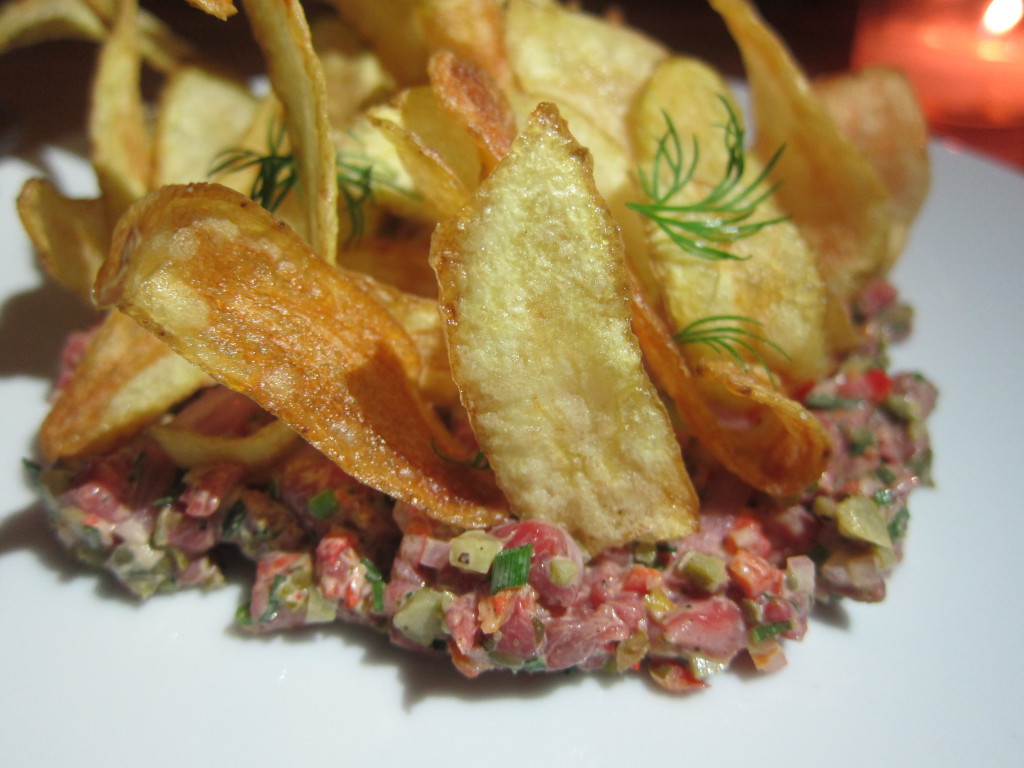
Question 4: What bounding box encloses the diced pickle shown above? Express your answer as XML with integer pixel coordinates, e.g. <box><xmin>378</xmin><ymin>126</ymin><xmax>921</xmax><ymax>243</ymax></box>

<box><xmin>393</xmin><ymin>587</ymin><xmax>452</xmax><ymax>646</ymax></box>
<box><xmin>448</xmin><ymin>530</ymin><xmax>503</xmax><ymax>574</ymax></box>
<box><xmin>548</xmin><ymin>556</ymin><xmax>580</xmax><ymax>587</ymax></box>
<box><xmin>836</xmin><ymin>496</ymin><xmax>893</xmax><ymax>548</ymax></box>
<box><xmin>678</xmin><ymin>550</ymin><xmax>729</xmax><ymax>592</ymax></box>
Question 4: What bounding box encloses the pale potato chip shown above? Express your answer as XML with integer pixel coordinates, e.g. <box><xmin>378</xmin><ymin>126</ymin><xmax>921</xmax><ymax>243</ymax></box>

<box><xmin>311</xmin><ymin>15</ymin><xmax>396</xmax><ymax>132</ymax></box>
<box><xmin>149</xmin><ymin>419</ymin><xmax>298</xmax><ymax>470</ymax></box>
<box><xmin>242</xmin><ymin>0</ymin><xmax>339</xmax><ymax>263</ymax></box>
<box><xmin>327</xmin><ymin>0</ymin><xmax>428</xmax><ymax>85</ymax></box>
<box><xmin>181</xmin><ymin>0</ymin><xmax>237</xmax><ymax>21</ymax></box>
<box><xmin>709</xmin><ymin>0</ymin><xmax>896</xmax><ymax>328</ymax></box>
<box><xmin>431</xmin><ymin>102</ymin><xmax>698</xmax><ymax>553</ymax></box>
<box><xmin>417</xmin><ymin>0</ymin><xmax>512</xmax><ymax>89</ymax></box>
<box><xmin>0</xmin><ymin>0</ymin><xmax>107</xmax><ymax>52</ymax></box>
<box><xmin>96</xmin><ymin>182</ymin><xmax>508</xmax><ymax>528</ymax></box>
<box><xmin>40</xmin><ymin>310</ymin><xmax>213</xmax><ymax>461</ymax></box>
<box><xmin>630</xmin><ymin>284</ymin><xmax>831</xmax><ymax>497</ymax></box>
<box><xmin>89</xmin><ymin>0</ymin><xmax>151</xmax><ymax>226</ymax></box>
<box><xmin>86</xmin><ymin>0</ymin><xmax>198</xmax><ymax>71</ymax></box>
<box><xmin>812</xmin><ymin>67</ymin><xmax>931</xmax><ymax>261</ymax></box>
<box><xmin>17</xmin><ymin>178</ymin><xmax>110</xmax><ymax>304</ymax></box>
<box><xmin>153</xmin><ymin>66</ymin><xmax>259</xmax><ymax>186</ymax></box>
<box><xmin>505</xmin><ymin>0</ymin><xmax>667</xmax><ymax>147</ymax></box>
<box><xmin>629</xmin><ymin>55</ymin><xmax>829</xmax><ymax>385</ymax></box>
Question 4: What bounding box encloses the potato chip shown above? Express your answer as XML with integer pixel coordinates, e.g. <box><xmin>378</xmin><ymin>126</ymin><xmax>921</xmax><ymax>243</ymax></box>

<box><xmin>629</xmin><ymin>55</ymin><xmax>829</xmax><ymax>385</ymax></box>
<box><xmin>96</xmin><ymin>182</ymin><xmax>508</xmax><ymax>528</ymax></box>
<box><xmin>16</xmin><ymin>178</ymin><xmax>110</xmax><ymax>304</ymax></box>
<box><xmin>417</xmin><ymin>0</ymin><xmax>512</xmax><ymax>89</ymax></box>
<box><xmin>505</xmin><ymin>0</ymin><xmax>667</xmax><ymax>147</ymax></box>
<box><xmin>89</xmin><ymin>0</ymin><xmax>151</xmax><ymax>226</ymax></box>
<box><xmin>629</xmin><ymin>284</ymin><xmax>831</xmax><ymax>497</ymax></box>
<box><xmin>328</xmin><ymin>0</ymin><xmax>428</xmax><ymax>85</ymax></box>
<box><xmin>431</xmin><ymin>102</ymin><xmax>698</xmax><ymax>554</ymax></box>
<box><xmin>40</xmin><ymin>310</ymin><xmax>213</xmax><ymax>461</ymax></box>
<box><xmin>153</xmin><ymin>66</ymin><xmax>259</xmax><ymax>187</ymax></box>
<box><xmin>242</xmin><ymin>0</ymin><xmax>339</xmax><ymax>263</ymax></box>
<box><xmin>812</xmin><ymin>67</ymin><xmax>931</xmax><ymax>261</ymax></box>
<box><xmin>0</xmin><ymin>0</ymin><xmax>107</xmax><ymax>52</ymax></box>
<box><xmin>428</xmin><ymin>50</ymin><xmax>516</xmax><ymax>173</ymax></box>
<box><xmin>709</xmin><ymin>0</ymin><xmax>896</xmax><ymax>322</ymax></box>
<box><xmin>149</xmin><ymin>419</ymin><xmax>298</xmax><ymax>470</ymax></box>
<box><xmin>181</xmin><ymin>0</ymin><xmax>237</xmax><ymax>21</ymax></box>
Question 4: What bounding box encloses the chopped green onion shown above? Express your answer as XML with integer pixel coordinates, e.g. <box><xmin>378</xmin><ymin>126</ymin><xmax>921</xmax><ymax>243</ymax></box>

<box><xmin>221</xmin><ymin>499</ymin><xmax>247</xmax><ymax>536</ymax></box>
<box><xmin>875</xmin><ymin>465</ymin><xmax>897</xmax><ymax>484</ymax></box>
<box><xmin>308</xmin><ymin>489</ymin><xmax>339</xmax><ymax>520</ymax></box>
<box><xmin>489</xmin><ymin>544</ymin><xmax>533</xmax><ymax>594</ymax></box>
<box><xmin>21</xmin><ymin>457</ymin><xmax>42</xmax><ymax>482</ymax></box>
<box><xmin>804</xmin><ymin>392</ymin><xmax>861</xmax><ymax>410</ymax></box>
<box><xmin>361</xmin><ymin>558</ymin><xmax>386</xmax><ymax>612</ymax></box>
<box><xmin>750</xmin><ymin>620</ymin><xmax>792</xmax><ymax>645</ymax></box>
<box><xmin>873</xmin><ymin>488</ymin><xmax>895</xmax><ymax>506</ymax></box>
<box><xmin>888</xmin><ymin>507</ymin><xmax>910</xmax><ymax>541</ymax></box>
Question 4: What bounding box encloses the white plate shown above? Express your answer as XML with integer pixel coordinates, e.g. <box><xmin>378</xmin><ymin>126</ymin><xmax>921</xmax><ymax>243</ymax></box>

<box><xmin>1</xmin><ymin>138</ymin><xmax>1022</xmax><ymax>768</ymax></box>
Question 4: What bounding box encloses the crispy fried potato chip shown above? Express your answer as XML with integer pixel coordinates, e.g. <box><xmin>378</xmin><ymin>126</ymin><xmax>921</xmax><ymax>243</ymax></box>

<box><xmin>812</xmin><ymin>67</ymin><xmax>931</xmax><ymax>260</ymax></box>
<box><xmin>630</xmin><ymin>56</ymin><xmax>829</xmax><ymax>385</ymax></box>
<box><xmin>505</xmin><ymin>0</ymin><xmax>667</xmax><ymax>147</ymax></box>
<box><xmin>0</xmin><ymin>0</ymin><xmax>107</xmax><ymax>51</ymax></box>
<box><xmin>153</xmin><ymin>67</ymin><xmax>259</xmax><ymax>187</ymax></box>
<box><xmin>96</xmin><ymin>182</ymin><xmax>508</xmax><ymax>528</ymax></box>
<box><xmin>417</xmin><ymin>0</ymin><xmax>512</xmax><ymax>89</ymax></box>
<box><xmin>328</xmin><ymin>0</ymin><xmax>428</xmax><ymax>85</ymax></box>
<box><xmin>630</xmin><ymin>285</ymin><xmax>831</xmax><ymax>497</ymax></box>
<box><xmin>428</xmin><ymin>50</ymin><xmax>516</xmax><ymax>174</ymax></box>
<box><xmin>87</xmin><ymin>0</ymin><xmax>197</xmax><ymax>71</ymax></box>
<box><xmin>368</xmin><ymin>87</ymin><xmax>480</xmax><ymax>220</ymax></box>
<box><xmin>709</xmin><ymin>0</ymin><xmax>896</xmax><ymax>319</ymax></box>
<box><xmin>149</xmin><ymin>419</ymin><xmax>298</xmax><ymax>470</ymax></box>
<box><xmin>17</xmin><ymin>178</ymin><xmax>110</xmax><ymax>303</ymax></box>
<box><xmin>431</xmin><ymin>102</ymin><xmax>698</xmax><ymax>553</ymax></box>
<box><xmin>182</xmin><ymin>0</ymin><xmax>237</xmax><ymax>21</ymax></box>
<box><xmin>40</xmin><ymin>310</ymin><xmax>213</xmax><ymax>461</ymax></box>
<box><xmin>242</xmin><ymin>0</ymin><xmax>339</xmax><ymax>263</ymax></box>
<box><xmin>89</xmin><ymin>0</ymin><xmax>151</xmax><ymax>226</ymax></box>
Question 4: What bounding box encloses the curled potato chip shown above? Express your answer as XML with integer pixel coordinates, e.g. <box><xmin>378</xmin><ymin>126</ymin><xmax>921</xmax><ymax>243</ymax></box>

<box><xmin>417</xmin><ymin>0</ymin><xmax>512</xmax><ymax>89</ymax></box>
<box><xmin>812</xmin><ymin>67</ymin><xmax>931</xmax><ymax>260</ymax></box>
<box><xmin>709</xmin><ymin>0</ymin><xmax>895</xmax><ymax>321</ymax></box>
<box><xmin>629</xmin><ymin>56</ymin><xmax>829</xmax><ymax>385</ymax></box>
<box><xmin>89</xmin><ymin>0</ymin><xmax>151</xmax><ymax>226</ymax></box>
<box><xmin>242</xmin><ymin>0</ymin><xmax>339</xmax><ymax>263</ymax></box>
<box><xmin>328</xmin><ymin>0</ymin><xmax>428</xmax><ymax>85</ymax></box>
<box><xmin>431</xmin><ymin>102</ymin><xmax>698</xmax><ymax>553</ymax></box>
<box><xmin>182</xmin><ymin>0</ymin><xmax>237</xmax><ymax>21</ymax></box>
<box><xmin>17</xmin><ymin>178</ymin><xmax>110</xmax><ymax>303</ymax></box>
<box><xmin>149</xmin><ymin>419</ymin><xmax>297</xmax><ymax>470</ymax></box>
<box><xmin>0</xmin><ymin>0</ymin><xmax>107</xmax><ymax>51</ymax></box>
<box><xmin>40</xmin><ymin>310</ymin><xmax>213</xmax><ymax>461</ymax></box>
<box><xmin>428</xmin><ymin>50</ymin><xmax>516</xmax><ymax>174</ymax></box>
<box><xmin>96</xmin><ymin>182</ymin><xmax>508</xmax><ymax>528</ymax></box>
<box><xmin>630</xmin><ymin>284</ymin><xmax>831</xmax><ymax>498</ymax></box>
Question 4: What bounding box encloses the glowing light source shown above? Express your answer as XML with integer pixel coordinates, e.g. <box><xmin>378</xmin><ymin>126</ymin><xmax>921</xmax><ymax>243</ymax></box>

<box><xmin>982</xmin><ymin>0</ymin><xmax>1023</xmax><ymax>36</ymax></box>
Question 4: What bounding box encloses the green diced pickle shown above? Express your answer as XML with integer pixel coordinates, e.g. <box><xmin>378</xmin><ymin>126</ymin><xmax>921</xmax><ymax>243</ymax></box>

<box><xmin>836</xmin><ymin>496</ymin><xmax>893</xmax><ymax>549</ymax></box>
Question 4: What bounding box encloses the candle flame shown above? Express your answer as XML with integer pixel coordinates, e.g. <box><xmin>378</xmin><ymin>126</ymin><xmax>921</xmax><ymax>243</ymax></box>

<box><xmin>983</xmin><ymin>0</ymin><xmax>1024</xmax><ymax>36</ymax></box>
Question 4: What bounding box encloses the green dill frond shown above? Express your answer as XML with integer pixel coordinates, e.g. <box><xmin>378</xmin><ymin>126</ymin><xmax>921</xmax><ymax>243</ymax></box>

<box><xmin>209</xmin><ymin>120</ymin><xmax>297</xmax><ymax>214</ymax></box>
<box><xmin>627</xmin><ymin>96</ymin><xmax>786</xmax><ymax>261</ymax></box>
<box><xmin>675</xmin><ymin>314</ymin><xmax>789</xmax><ymax>384</ymax></box>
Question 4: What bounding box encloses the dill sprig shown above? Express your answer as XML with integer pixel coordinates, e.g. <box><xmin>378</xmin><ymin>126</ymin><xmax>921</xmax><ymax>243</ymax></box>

<box><xmin>675</xmin><ymin>314</ymin><xmax>789</xmax><ymax>384</ymax></box>
<box><xmin>628</xmin><ymin>97</ymin><xmax>786</xmax><ymax>261</ymax></box>
<box><xmin>210</xmin><ymin>123</ymin><xmax>400</xmax><ymax>245</ymax></box>
<box><xmin>209</xmin><ymin>120</ymin><xmax>297</xmax><ymax>214</ymax></box>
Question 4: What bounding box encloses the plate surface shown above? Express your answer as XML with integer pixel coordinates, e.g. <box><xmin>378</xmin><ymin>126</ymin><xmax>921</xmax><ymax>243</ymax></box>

<box><xmin>1</xmin><ymin>135</ymin><xmax>1022</xmax><ymax>767</ymax></box>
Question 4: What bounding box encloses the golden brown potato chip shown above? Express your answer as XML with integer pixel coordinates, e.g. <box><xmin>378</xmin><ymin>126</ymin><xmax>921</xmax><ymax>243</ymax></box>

<box><xmin>630</xmin><ymin>284</ymin><xmax>831</xmax><ymax>498</ymax></box>
<box><xmin>40</xmin><ymin>310</ymin><xmax>213</xmax><ymax>461</ymax></box>
<box><xmin>505</xmin><ymin>0</ymin><xmax>667</xmax><ymax>147</ymax></box>
<box><xmin>242</xmin><ymin>0</ymin><xmax>339</xmax><ymax>263</ymax></box>
<box><xmin>428</xmin><ymin>50</ymin><xmax>516</xmax><ymax>174</ymax></box>
<box><xmin>812</xmin><ymin>67</ymin><xmax>931</xmax><ymax>260</ymax></box>
<box><xmin>629</xmin><ymin>56</ymin><xmax>829</xmax><ymax>385</ymax></box>
<box><xmin>153</xmin><ymin>66</ymin><xmax>259</xmax><ymax>187</ymax></box>
<box><xmin>89</xmin><ymin>0</ymin><xmax>151</xmax><ymax>226</ymax></box>
<box><xmin>0</xmin><ymin>0</ymin><xmax>107</xmax><ymax>52</ymax></box>
<box><xmin>149</xmin><ymin>419</ymin><xmax>298</xmax><ymax>470</ymax></box>
<box><xmin>96</xmin><ymin>182</ymin><xmax>508</xmax><ymax>528</ymax></box>
<box><xmin>431</xmin><ymin>102</ymin><xmax>698</xmax><ymax>553</ymax></box>
<box><xmin>709</xmin><ymin>0</ymin><xmax>895</xmax><ymax>320</ymax></box>
<box><xmin>17</xmin><ymin>178</ymin><xmax>110</xmax><ymax>304</ymax></box>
